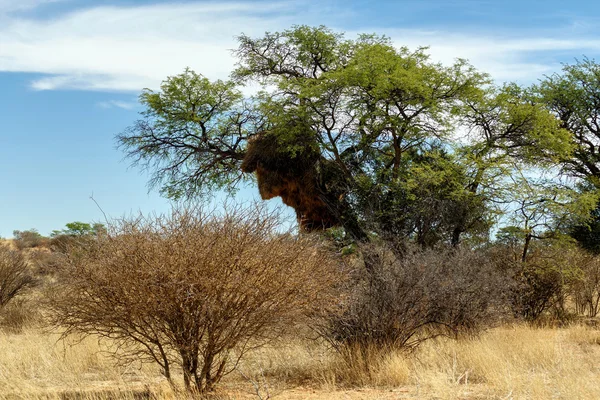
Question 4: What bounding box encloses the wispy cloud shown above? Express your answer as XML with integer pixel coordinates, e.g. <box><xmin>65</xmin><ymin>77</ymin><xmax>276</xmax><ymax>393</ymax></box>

<box><xmin>1</xmin><ymin>2</ymin><xmax>599</xmax><ymax>92</ymax></box>
<box><xmin>380</xmin><ymin>31</ymin><xmax>600</xmax><ymax>82</ymax></box>
<box><xmin>0</xmin><ymin>2</ymin><xmax>305</xmax><ymax>91</ymax></box>
<box><xmin>97</xmin><ymin>100</ymin><xmax>137</xmax><ymax>110</ymax></box>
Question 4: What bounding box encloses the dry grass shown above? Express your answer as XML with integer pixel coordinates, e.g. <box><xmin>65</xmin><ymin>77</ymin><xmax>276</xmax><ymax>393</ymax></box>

<box><xmin>240</xmin><ymin>324</ymin><xmax>600</xmax><ymax>399</ymax></box>
<box><xmin>0</xmin><ymin>324</ymin><xmax>599</xmax><ymax>399</ymax></box>
<box><xmin>0</xmin><ymin>329</ymin><xmax>166</xmax><ymax>398</ymax></box>
<box><xmin>411</xmin><ymin>325</ymin><xmax>600</xmax><ymax>399</ymax></box>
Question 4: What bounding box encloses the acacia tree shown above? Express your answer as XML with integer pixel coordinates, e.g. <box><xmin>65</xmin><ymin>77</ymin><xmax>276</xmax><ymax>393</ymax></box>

<box><xmin>514</xmin><ymin>179</ymin><xmax>596</xmax><ymax>262</ymax></box>
<box><xmin>535</xmin><ymin>58</ymin><xmax>600</xmax><ymax>186</ymax></box>
<box><xmin>534</xmin><ymin>59</ymin><xmax>600</xmax><ymax>250</ymax></box>
<box><xmin>118</xmin><ymin>26</ymin><xmax>569</xmax><ymax>244</ymax></box>
<box><xmin>51</xmin><ymin>221</ymin><xmax>105</xmax><ymax>237</ymax></box>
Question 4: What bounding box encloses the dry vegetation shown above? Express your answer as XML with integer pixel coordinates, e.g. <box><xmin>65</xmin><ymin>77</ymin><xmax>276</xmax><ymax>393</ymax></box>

<box><xmin>0</xmin><ymin>324</ymin><xmax>599</xmax><ymax>399</ymax></box>
<box><xmin>2</xmin><ymin>207</ymin><xmax>600</xmax><ymax>399</ymax></box>
<box><xmin>47</xmin><ymin>206</ymin><xmax>340</xmax><ymax>394</ymax></box>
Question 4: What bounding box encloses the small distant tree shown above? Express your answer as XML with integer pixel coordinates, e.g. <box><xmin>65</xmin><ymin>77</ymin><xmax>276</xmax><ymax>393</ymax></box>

<box><xmin>0</xmin><ymin>245</ymin><xmax>35</xmax><ymax>309</ymax></box>
<box><xmin>50</xmin><ymin>222</ymin><xmax>106</xmax><ymax>254</ymax></box>
<box><xmin>51</xmin><ymin>221</ymin><xmax>106</xmax><ymax>238</ymax></box>
<box><xmin>49</xmin><ymin>205</ymin><xmax>340</xmax><ymax>393</ymax></box>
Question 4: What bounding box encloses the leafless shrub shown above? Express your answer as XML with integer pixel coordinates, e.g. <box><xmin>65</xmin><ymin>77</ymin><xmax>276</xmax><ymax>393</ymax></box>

<box><xmin>0</xmin><ymin>245</ymin><xmax>35</xmax><ymax>310</ymax></box>
<box><xmin>570</xmin><ymin>251</ymin><xmax>600</xmax><ymax>318</ymax></box>
<box><xmin>319</xmin><ymin>241</ymin><xmax>512</xmax><ymax>353</ymax></box>
<box><xmin>49</xmin><ymin>204</ymin><xmax>340</xmax><ymax>394</ymax></box>
<box><xmin>501</xmin><ymin>244</ymin><xmax>585</xmax><ymax>323</ymax></box>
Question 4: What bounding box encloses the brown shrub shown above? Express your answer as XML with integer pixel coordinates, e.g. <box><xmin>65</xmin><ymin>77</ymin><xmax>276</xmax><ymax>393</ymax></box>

<box><xmin>12</xmin><ymin>229</ymin><xmax>47</xmax><ymax>250</ymax></box>
<box><xmin>319</xmin><ymin>242</ymin><xmax>512</xmax><ymax>353</ymax></box>
<box><xmin>24</xmin><ymin>247</ymin><xmax>64</xmax><ymax>276</ymax></box>
<box><xmin>570</xmin><ymin>251</ymin><xmax>600</xmax><ymax>318</ymax></box>
<box><xmin>497</xmin><ymin>244</ymin><xmax>592</xmax><ymax>323</ymax></box>
<box><xmin>49</xmin><ymin>205</ymin><xmax>341</xmax><ymax>394</ymax></box>
<box><xmin>0</xmin><ymin>245</ymin><xmax>35</xmax><ymax>309</ymax></box>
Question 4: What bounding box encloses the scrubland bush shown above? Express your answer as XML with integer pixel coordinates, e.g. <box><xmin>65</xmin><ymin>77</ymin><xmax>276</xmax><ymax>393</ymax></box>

<box><xmin>49</xmin><ymin>205</ymin><xmax>340</xmax><ymax>394</ymax></box>
<box><xmin>570</xmin><ymin>252</ymin><xmax>600</xmax><ymax>318</ymax></box>
<box><xmin>12</xmin><ymin>229</ymin><xmax>47</xmax><ymax>250</ymax></box>
<box><xmin>514</xmin><ymin>259</ymin><xmax>565</xmax><ymax>322</ymax></box>
<box><xmin>49</xmin><ymin>221</ymin><xmax>106</xmax><ymax>254</ymax></box>
<box><xmin>496</xmin><ymin>243</ymin><xmax>596</xmax><ymax>322</ymax></box>
<box><xmin>485</xmin><ymin>240</ymin><xmax>600</xmax><ymax>323</ymax></box>
<box><xmin>319</xmin><ymin>241</ymin><xmax>512</xmax><ymax>355</ymax></box>
<box><xmin>0</xmin><ymin>245</ymin><xmax>35</xmax><ymax>309</ymax></box>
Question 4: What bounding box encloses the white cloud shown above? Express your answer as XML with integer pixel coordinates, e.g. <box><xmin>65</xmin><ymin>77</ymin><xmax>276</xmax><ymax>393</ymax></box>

<box><xmin>97</xmin><ymin>99</ymin><xmax>137</xmax><ymax>110</ymax></box>
<box><xmin>377</xmin><ymin>30</ymin><xmax>600</xmax><ymax>83</ymax></box>
<box><xmin>1</xmin><ymin>2</ymin><xmax>600</xmax><ymax>92</ymax></box>
<box><xmin>0</xmin><ymin>2</ymin><xmax>301</xmax><ymax>91</ymax></box>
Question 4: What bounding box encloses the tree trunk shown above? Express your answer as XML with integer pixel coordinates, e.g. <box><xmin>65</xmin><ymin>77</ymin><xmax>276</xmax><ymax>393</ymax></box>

<box><xmin>522</xmin><ymin>233</ymin><xmax>532</xmax><ymax>263</ymax></box>
<box><xmin>451</xmin><ymin>226</ymin><xmax>463</xmax><ymax>247</ymax></box>
<box><xmin>318</xmin><ymin>190</ymin><xmax>369</xmax><ymax>242</ymax></box>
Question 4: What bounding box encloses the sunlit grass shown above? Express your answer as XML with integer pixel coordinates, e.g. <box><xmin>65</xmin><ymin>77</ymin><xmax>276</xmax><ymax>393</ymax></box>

<box><xmin>1</xmin><ymin>324</ymin><xmax>599</xmax><ymax>399</ymax></box>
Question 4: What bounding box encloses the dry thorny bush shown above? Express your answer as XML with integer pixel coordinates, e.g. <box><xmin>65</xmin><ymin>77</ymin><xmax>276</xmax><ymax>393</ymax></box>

<box><xmin>48</xmin><ymin>204</ymin><xmax>342</xmax><ymax>394</ymax></box>
<box><xmin>0</xmin><ymin>244</ymin><xmax>35</xmax><ymax>310</ymax></box>
<box><xmin>319</xmin><ymin>241</ymin><xmax>514</xmax><ymax>359</ymax></box>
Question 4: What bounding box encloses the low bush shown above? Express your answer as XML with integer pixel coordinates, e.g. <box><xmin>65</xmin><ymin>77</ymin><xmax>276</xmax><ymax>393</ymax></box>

<box><xmin>504</xmin><ymin>244</ymin><xmax>591</xmax><ymax>323</ymax></box>
<box><xmin>0</xmin><ymin>245</ymin><xmax>35</xmax><ymax>310</ymax></box>
<box><xmin>12</xmin><ymin>229</ymin><xmax>47</xmax><ymax>250</ymax></box>
<box><xmin>49</xmin><ymin>205</ymin><xmax>341</xmax><ymax>394</ymax></box>
<box><xmin>319</xmin><ymin>241</ymin><xmax>512</xmax><ymax>353</ymax></box>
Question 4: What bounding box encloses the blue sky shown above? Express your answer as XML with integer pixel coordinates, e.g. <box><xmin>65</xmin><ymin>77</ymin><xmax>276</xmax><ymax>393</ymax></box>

<box><xmin>1</xmin><ymin>0</ymin><xmax>599</xmax><ymax>237</ymax></box>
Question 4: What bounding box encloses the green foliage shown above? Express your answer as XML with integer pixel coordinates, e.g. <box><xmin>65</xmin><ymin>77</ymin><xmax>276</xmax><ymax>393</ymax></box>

<box><xmin>535</xmin><ymin>58</ymin><xmax>600</xmax><ymax>186</ymax></box>
<box><xmin>461</xmin><ymin>84</ymin><xmax>572</xmax><ymax>164</ymax></box>
<box><xmin>51</xmin><ymin>221</ymin><xmax>105</xmax><ymax>237</ymax></box>
<box><xmin>356</xmin><ymin>147</ymin><xmax>491</xmax><ymax>246</ymax></box>
<box><xmin>570</xmin><ymin>203</ymin><xmax>600</xmax><ymax>254</ymax></box>
<box><xmin>118</xmin><ymin>25</ymin><xmax>579</xmax><ymax>245</ymax></box>
<box><xmin>117</xmin><ymin>68</ymin><xmax>256</xmax><ymax>199</ymax></box>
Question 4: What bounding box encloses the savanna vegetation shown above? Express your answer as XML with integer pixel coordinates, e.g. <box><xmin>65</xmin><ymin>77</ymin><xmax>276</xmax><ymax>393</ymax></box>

<box><xmin>3</xmin><ymin>25</ymin><xmax>600</xmax><ymax>399</ymax></box>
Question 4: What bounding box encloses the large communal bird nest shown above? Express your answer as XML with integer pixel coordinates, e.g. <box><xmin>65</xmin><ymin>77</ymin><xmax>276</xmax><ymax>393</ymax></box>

<box><xmin>241</xmin><ymin>133</ymin><xmax>339</xmax><ymax>231</ymax></box>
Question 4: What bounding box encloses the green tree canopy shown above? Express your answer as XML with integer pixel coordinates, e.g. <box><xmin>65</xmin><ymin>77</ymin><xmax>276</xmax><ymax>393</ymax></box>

<box><xmin>535</xmin><ymin>58</ymin><xmax>600</xmax><ymax>187</ymax></box>
<box><xmin>51</xmin><ymin>222</ymin><xmax>106</xmax><ymax>238</ymax></box>
<box><xmin>118</xmin><ymin>25</ymin><xmax>574</xmax><ymax>244</ymax></box>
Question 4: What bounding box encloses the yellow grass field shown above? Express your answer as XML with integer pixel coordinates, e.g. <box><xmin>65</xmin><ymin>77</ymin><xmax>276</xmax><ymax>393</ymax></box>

<box><xmin>1</xmin><ymin>324</ymin><xmax>599</xmax><ymax>399</ymax></box>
